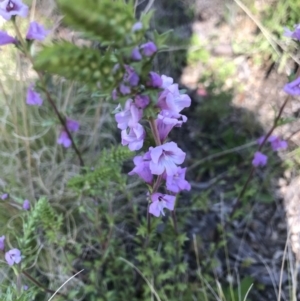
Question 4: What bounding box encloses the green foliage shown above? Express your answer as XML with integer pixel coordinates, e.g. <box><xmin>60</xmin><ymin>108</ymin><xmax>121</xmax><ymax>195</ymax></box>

<box><xmin>68</xmin><ymin>145</ymin><xmax>133</xmax><ymax>195</ymax></box>
<box><xmin>57</xmin><ymin>0</ymin><xmax>136</xmax><ymax>45</ymax></box>
<box><xmin>34</xmin><ymin>43</ymin><xmax>119</xmax><ymax>89</ymax></box>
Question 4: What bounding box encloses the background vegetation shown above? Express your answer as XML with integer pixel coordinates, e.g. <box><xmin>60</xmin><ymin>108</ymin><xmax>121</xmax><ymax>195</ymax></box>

<box><xmin>0</xmin><ymin>0</ymin><xmax>300</xmax><ymax>300</ymax></box>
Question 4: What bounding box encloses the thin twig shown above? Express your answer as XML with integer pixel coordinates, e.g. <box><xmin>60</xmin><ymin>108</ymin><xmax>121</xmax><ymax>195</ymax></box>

<box><xmin>22</xmin><ymin>270</ymin><xmax>67</xmax><ymax>297</ymax></box>
<box><xmin>12</xmin><ymin>20</ymin><xmax>85</xmax><ymax>167</ymax></box>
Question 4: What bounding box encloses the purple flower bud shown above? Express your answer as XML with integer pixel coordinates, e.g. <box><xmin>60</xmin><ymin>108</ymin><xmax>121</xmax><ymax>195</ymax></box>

<box><xmin>149</xmin><ymin>193</ymin><xmax>175</xmax><ymax>217</ymax></box>
<box><xmin>283</xmin><ymin>77</ymin><xmax>300</xmax><ymax>96</ymax></box>
<box><xmin>128</xmin><ymin>72</ymin><xmax>139</xmax><ymax>87</ymax></box>
<box><xmin>26</xmin><ymin>21</ymin><xmax>49</xmax><ymax>41</ymax></box>
<box><xmin>1</xmin><ymin>193</ymin><xmax>8</xmax><ymax>200</ymax></box>
<box><xmin>0</xmin><ymin>236</ymin><xmax>5</xmax><ymax>251</ymax></box>
<box><xmin>57</xmin><ymin>131</ymin><xmax>71</xmax><ymax>148</ymax></box>
<box><xmin>23</xmin><ymin>285</ymin><xmax>28</xmax><ymax>291</ymax></box>
<box><xmin>252</xmin><ymin>151</ymin><xmax>267</xmax><ymax>167</ymax></box>
<box><xmin>119</xmin><ymin>83</ymin><xmax>131</xmax><ymax>95</ymax></box>
<box><xmin>132</xmin><ymin>22</ymin><xmax>143</xmax><ymax>32</ymax></box>
<box><xmin>22</xmin><ymin>199</ymin><xmax>30</xmax><ymax>210</ymax></box>
<box><xmin>66</xmin><ymin>118</ymin><xmax>80</xmax><ymax>132</ymax></box>
<box><xmin>0</xmin><ymin>0</ymin><xmax>28</xmax><ymax>20</ymax></box>
<box><xmin>26</xmin><ymin>85</ymin><xmax>43</xmax><ymax>106</ymax></box>
<box><xmin>5</xmin><ymin>248</ymin><xmax>21</xmax><ymax>266</ymax></box>
<box><xmin>131</xmin><ymin>46</ymin><xmax>142</xmax><ymax>61</ymax></box>
<box><xmin>147</xmin><ymin>72</ymin><xmax>162</xmax><ymax>88</ymax></box>
<box><xmin>141</xmin><ymin>41</ymin><xmax>157</xmax><ymax>57</ymax></box>
<box><xmin>0</xmin><ymin>31</ymin><xmax>16</xmax><ymax>46</ymax></box>
<box><xmin>134</xmin><ymin>95</ymin><xmax>150</xmax><ymax>109</ymax></box>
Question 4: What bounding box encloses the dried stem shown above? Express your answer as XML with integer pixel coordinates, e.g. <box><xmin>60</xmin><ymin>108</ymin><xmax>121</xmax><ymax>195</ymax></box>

<box><xmin>22</xmin><ymin>270</ymin><xmax>67</xmax><ymax>298</ymax></box>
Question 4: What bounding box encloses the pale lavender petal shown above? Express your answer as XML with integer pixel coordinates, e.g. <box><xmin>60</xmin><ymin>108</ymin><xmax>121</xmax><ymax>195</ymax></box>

<box><xmin>132</xmin><ymin>22</ymin><xmax>143</xmax><ymax>32</ymax></box>
<box><xmin>0</xmin><ymin>0</ymin><xmax>28</xmax><ymax>20</ymax></box>
<box><xmin>26</xmin><ymin>21</ymin><xmax>49</xmax><ymax>41</ymax></box>
<box><xmin>0</xmin><ymin>31</ymin><xmax>16</xmax><ymax>46</ymax></box>
<box><xmin>161</xmin><ymin>75</ymin><xmax>173</xmax><ymax>89</ymax></box>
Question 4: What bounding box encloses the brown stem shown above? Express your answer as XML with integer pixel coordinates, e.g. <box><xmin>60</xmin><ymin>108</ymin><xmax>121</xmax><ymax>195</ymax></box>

<box><xmin>230</xmin><ymin>83</ymin><xmax>295</xmax><ymax>218</ymax></box>
<box><xmin>22</xmin><ymin>270</ymin><xmax>67</xmax><ymax>298</ymax></box>
<box><xmin>12</xmin><ymin>19</ymin><xmax>84</xmax><ymax>167</ymax></box>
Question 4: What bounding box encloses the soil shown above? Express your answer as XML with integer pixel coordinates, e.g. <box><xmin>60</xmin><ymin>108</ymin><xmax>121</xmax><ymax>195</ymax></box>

<box><xmin>151</xmin><ymin>0</ymin><xmax>300</xmax><ymax>300</ymax></box>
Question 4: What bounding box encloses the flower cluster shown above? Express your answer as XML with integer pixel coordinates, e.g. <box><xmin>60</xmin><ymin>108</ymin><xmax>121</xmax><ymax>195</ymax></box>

<box><xmin>252</xmin><ymin>135</ymin><xmax>287</xmax><ymax>167</ymax></box>
<box><xmin>114</xmin><ymin>39</ymin><xmax>191</xmax><ymax>217</ymax></box>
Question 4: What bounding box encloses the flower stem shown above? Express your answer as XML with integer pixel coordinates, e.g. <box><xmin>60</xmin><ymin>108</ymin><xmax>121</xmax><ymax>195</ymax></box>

<box><xmin>22</xmin><ymin>270</ymin><xmax>67</xmax><ymax>297</ymax></box>
<box><xmin>149</xmin><ymin>117</ymin><xmax>161</xmax><ymax>146</ymax></box>
<box><xmin>12</xmin><ymin>20</ymin><xmax>84</xmax><ymax>167</ymax></box>
<box><xmin>229</xmin><ymin>68</ymin><xmax>299</xmax><ymax>218</ymax></box>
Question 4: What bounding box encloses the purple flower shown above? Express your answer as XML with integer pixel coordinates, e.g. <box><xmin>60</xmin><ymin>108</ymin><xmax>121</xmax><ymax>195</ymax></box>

<box><xmin>0</xmin><ymin>31</ymin><xmax>16</xmax><ymax>46</ymax></box>
<box><xmin>268</xmin><ymin>136</ymin><xmax>288</xmax><ymax>151</ymax></box>
<box><xmin>283</xmin><ymin>24</ymin><xmax>300</xmax><ymax>41</ymax></box>
<box><xmin>26</xmin><ymin>21</ymin><xmax>49</xmax><ymax>41</ymax></box>
<box><xmin>128</xmin><ymin>152</ymin><xmax>153</xmax><ymax>184</ymax></box>
<box><xmin>0</xmin><ymin>0</ymin><xmax>28</xmax><ymax>20</ymax></box>
<box><xmin>156</xmin><ymin>109</ymin><xmax>187</xmax><ymax>143</ymax></box>
<box><xmin>161</xmin><ymin>75</ymin><xmax>174</xmax><ymax>89</ymax></box>
<box><xmin>141</xmin><ymin>41</ymin><xmax>157</xmax><ymax>57</ymax></box>
<box><xmin>132</xmin><ymin>22</ymin><xmax>143</xmax><ymax>32</ymax></box>
<box><xmin>5</xmin><ymin>248</ymin><xmax>21</xmax><ymax>266</ymax></box>
<box><xmin>157</xmin><ymin>84</ymin><xmax>191</xmax><ymax>113</ymax></box>
<box><xmin>1</xmin><ymin>193</ymin><xmax>8</xmax><ymax>200</ymax></box>
<box><xmin>166</xmin><ymin>167</ymin><xmax>191</xmax><ymax>193</ymax></box>
<box><xmin>131</xmin><ymin>46</ymin><xmax>142</xmax><ymax>61</ymax></box>
<box><xmin>147</xmin><ymin>72</ymin><xmax>162</xmax><ymax>88</ymax></box>
<box><xmin>258</xmin><ymin>135</ymin><xmax>288</xmax><ymax>151</ymax></box>
<box><xmin>252</xmin><ymin>151</ymin><xmax>268</xmax><ymax>167</ymax></box>
<box><xmin>0</xmin><ymin>236</ymin><xmax>5</xmax><ymax>251</ymax></box>
<box><xmin>119</xmin><ymin>83</ymin><xmax>131</xmax><ymax>95</ymax></box>
<box><xmin>134</xmin><ymin>94</ymin><xmax>150</xmax><ymax>109</ymax></box>
<box><xmin>22</xmin><ymin>199</ymin><xmax>30</xmax><ymax>210</ymax></box>
<box><xmin>23</xmin><ymin>285</ymin><xmax>28</xmax><ymax>291</ymax></box>
<box><xmin>66</xmin><ymin>118</ymin><xmax>80</xmax><ymax>132</ymax></box>
<box><xmin>149</xmin><ymin>142</ymin><xmax>186</xmax><ymax>176</ymax></box>
<box><xmin>121</xmin><ymin>124</ymin><xmax>145</xmax><ymax>151</ymax></box>
<box><xmin>283</xmin><ymin>77</ymin><xmax>300</xmax><ymax>96</ymax></box>
<box><xmin>115</xmin><ymin>99</ymin><xmax>142</xmax><ymax>130</ymax></box>
<box><xmin>57</xmin><ymin>131</ymin><xmax>71</xmax><ymax>148</ymax></box>
<box><xmin>149</xmin><ymin>193</ymin><xmax>175</xmax><ymax>217</ymax></box>
<box><xmin>124</xmin><ymin>66</ymin><xmax>139</xmax><ymax>87</ymax></box>
<box><xmin>26</xmin><ymin>85</ymin><xmax>43</xmax><ymax>106</ymax></box>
